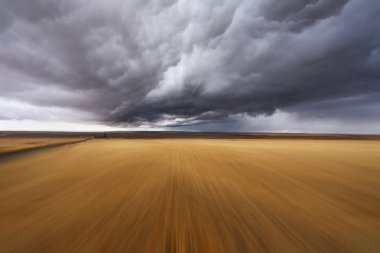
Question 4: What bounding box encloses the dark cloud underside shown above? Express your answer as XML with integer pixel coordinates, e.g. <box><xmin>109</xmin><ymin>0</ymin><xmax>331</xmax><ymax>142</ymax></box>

<box><xmin>0</xmin><ymin>0</ymin><xmax>379</xmax><ymax>131</ymax></box>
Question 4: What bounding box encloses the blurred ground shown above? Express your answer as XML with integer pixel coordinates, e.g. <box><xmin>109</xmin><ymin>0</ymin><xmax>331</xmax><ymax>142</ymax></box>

<box><xmin>0</xmin><ymin>138</ymin><xmax>379</xmax><ymax>252</ymax></box>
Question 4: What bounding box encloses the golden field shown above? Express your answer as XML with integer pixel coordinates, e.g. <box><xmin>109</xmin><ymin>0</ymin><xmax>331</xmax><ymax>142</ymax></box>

<box><xmin>0</xmin><ymin>138</ymin><xmax>379</xmax><ymax>252</ymax></box>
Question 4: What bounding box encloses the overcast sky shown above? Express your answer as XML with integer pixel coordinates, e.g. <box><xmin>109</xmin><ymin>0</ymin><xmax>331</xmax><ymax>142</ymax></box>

<box><xmin>0</xmin><ymin>0</ymin><xmax>379</xmax><ymax>133</ymax></box>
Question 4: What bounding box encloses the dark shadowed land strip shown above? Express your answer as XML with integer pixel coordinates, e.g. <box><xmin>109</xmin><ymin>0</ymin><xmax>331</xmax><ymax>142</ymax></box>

<box><xmin>103</xmin><ymin>132</ymin><xmax>380</xmax><ymax>140</ymax></box>
<box><xmin>1</xmin><ymin>131</ymin><xmax>380</xmax><ymax>140</ymax></box>
<box><xmin>0</xmin><ymin>139</ymin><xmax>92</xmax><ymax>161</ymax></box>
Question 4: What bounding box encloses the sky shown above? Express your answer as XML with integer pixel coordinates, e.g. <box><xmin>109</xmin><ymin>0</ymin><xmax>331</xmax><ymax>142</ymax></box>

<box><xmin>0</xmin><ymin>0</ymin><xmax>379</xmax><ymax>133</ymax></box>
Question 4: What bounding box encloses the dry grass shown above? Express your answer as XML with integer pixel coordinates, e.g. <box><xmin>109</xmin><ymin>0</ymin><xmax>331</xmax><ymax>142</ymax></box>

<box><xmin>0</xmin><ymin>139</ymin><xmax>379</xmax><ymax>252</ymax></box>
<box><xmin>0</xmin><ymin>137</ymin><xmax>87</xmax><ymax>154</ymax></box>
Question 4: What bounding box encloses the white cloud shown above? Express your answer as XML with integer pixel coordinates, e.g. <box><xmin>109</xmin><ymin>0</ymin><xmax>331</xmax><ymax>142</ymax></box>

<box><xmin>240</xmin><ymin>110</ymin><xmax>380</xmax><ymax>134</ymax></box>
<box><xmin>0</xmin><ymin>120</ymin><xmax>124</xmax><ymax>132</ymax></box>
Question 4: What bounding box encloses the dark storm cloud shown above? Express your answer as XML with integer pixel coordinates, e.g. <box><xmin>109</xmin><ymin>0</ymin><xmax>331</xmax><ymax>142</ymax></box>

<box><xmin>0</xmin><ymin>0</ymin><xmax>379</xmax><ymax>129</ymax></box>
<box><xmin>261</xmin><ymin>0</ymin><xmax>349</xmax><ymax>30</ymax></box>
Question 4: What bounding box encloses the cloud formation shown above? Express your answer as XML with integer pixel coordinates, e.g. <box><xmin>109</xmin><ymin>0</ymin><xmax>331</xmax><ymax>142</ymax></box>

<box><xmin>0</xmin><ymin>0</ymin><xmax>379</xmax><ymax>132</ymax></box>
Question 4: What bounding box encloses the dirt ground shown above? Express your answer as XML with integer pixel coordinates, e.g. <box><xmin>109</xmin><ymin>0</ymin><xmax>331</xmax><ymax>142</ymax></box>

<box><xmin>0</xmin><ymin>139</ymin><xmax>379</xmax><ymax>253</ymax></box>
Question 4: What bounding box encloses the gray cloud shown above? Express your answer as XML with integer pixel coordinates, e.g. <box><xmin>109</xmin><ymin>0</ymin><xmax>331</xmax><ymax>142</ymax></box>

<box><xmin>0</xmin><ymin>0</ymin><xmax>379</xmax><ymax>132</ymax></box>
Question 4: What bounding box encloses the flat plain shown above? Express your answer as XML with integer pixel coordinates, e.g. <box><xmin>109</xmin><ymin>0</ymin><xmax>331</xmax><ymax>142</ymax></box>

<box><xmin>0</xmin><ymin>136</ymin><xmax>379</xmax><ymax>252</ymax></box>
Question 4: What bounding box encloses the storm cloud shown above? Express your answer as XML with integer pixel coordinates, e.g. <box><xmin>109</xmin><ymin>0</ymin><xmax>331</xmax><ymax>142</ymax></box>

<box><xmin>0</xmin><ymin>0</ymin><xmax>379</xmax><ymax>132</ymax></box>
